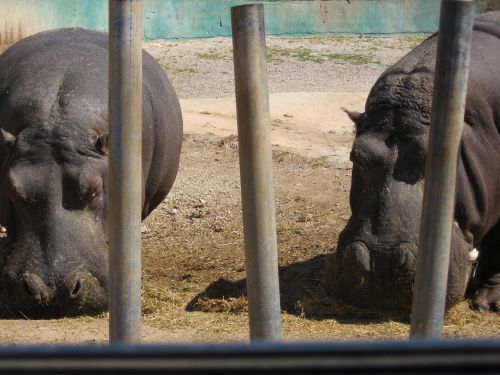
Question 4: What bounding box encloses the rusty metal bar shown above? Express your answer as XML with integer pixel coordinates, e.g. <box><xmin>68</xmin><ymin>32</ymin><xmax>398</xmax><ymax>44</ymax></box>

<box><xmin>410</xmin><ymin>0</ymin><xmax>474</xmax><ymax>339</ymax></box>
<box><xmin>231</xmin><ymin>4</ymin><xmax>281</xmax><ymax>342</ymax></box>
<box><xmin>108</xmin><ymin>0</ymin><xmax>143</xmax><ymax>344</ymax></box>
<box><xmin>1</xmin><ymin>340</ymin><xmax>500</xmax><ymax>373</ymax></box>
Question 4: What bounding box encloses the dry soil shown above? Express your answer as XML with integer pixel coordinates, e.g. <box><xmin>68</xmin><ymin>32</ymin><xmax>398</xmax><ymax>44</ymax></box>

<box><xmin>1</xmin><ymin>34</ymin><xmax>499</xmax><ymax>344</ymax></box>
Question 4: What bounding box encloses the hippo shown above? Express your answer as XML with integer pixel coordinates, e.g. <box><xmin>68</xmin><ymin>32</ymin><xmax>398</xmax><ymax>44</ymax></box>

<box><xmin>0</xmin><ymin>28</ymin><xmax>182</xmax><ymax>317</ymax></box>
<box><xmin>332</xmin><ymin>11</ymin><xmax>500</xmax><ymax>313</ymax></box>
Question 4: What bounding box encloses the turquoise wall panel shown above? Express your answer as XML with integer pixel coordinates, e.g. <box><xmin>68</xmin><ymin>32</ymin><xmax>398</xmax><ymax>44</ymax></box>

<box><xmin>0</xmin><ymin>0</ymin><xmax>494</xmax><ymax>43</ymax></box>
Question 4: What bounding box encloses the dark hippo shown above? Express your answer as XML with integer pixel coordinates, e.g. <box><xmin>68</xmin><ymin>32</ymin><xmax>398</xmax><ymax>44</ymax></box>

<box><xmin>0</xmin><ymin>28</ymin><xmax>182</xmax><ymax>317</ymax></box>
<box><xmin>332</xmin><ymin>11</ymin><xmax>500</xmax><ymax>313</ymax></box>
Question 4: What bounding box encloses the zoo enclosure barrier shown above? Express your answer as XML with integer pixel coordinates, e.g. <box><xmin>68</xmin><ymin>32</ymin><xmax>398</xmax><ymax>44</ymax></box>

<box><xmin>108</xmin><ymin>0</ymin><xmax>143</xmax><ymax>344</ymax></box>
<box><xmin>231</xmin><ymin>3</ymin><xmax>282</xmax><ymax>342</ymax></box>
<box><xmin>0</xmin><ymin>0</ymin><xmax>496</xmax><ymax>372</ymax></box>
<box><xmin>410</xmin><ymin>0</ymin><xmax>475</xmax><ymax>338</ymax></box>
<box><xmin>0</xmin><ymin>340</ymin><xmax>499</xmax><ymax>374</ymax></box>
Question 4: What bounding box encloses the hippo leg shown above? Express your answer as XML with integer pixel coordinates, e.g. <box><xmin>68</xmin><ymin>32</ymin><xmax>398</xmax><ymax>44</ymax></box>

<box><xmin>472</xmin><ymin>225</ymin><xmax>500</xmax><ymax>312</ymax></box>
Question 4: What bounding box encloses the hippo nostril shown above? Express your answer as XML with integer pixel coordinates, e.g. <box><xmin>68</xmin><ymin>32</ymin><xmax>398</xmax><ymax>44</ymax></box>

<box><xmin>23</xmin><ymin>279</ymin><xmax>41</xmax><ymax>301</ymax></box>
<box><xmin>345</xmin><ymin>242</ymin><xmax>371</xmax><ymax>273</ymax></box>
<box><xmin>393</xmin><ymin>250</ymin><xmax>408</xmax><ymax>270</ymax></box>
<box><xmin>21</xmin><ymin>273</ymin><xmax>50</xmax><ymax>302</ymax></box>
<box><xmin>66</xmin><ymin>274</ymin><xmax>84</xmax><ymax>299</ymax></box>
<box><xmin>70</xmin><ymin>278</ymin><xmax>82</xmax><ymax>298</ymax></box>
<box><xmin>393</xmin><ymin>244</ymin><xmax>417</xmax><ymax>272</ymax></box>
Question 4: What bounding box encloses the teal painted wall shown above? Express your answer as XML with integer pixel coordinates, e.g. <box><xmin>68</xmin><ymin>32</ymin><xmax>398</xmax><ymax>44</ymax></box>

<box><xmin>477</xmin><ymin>0</ymin><xmax>500</xmax><ymax>11</ymax></box>
<box><xmin>0</xmin><ymin>0</ymin><xmax>496</xmax><ymax>44</ymax></box>
<box><xmin>142</xmin><ymin>0</ymin><xmax>441</xmax><ymax>39</ymax></box>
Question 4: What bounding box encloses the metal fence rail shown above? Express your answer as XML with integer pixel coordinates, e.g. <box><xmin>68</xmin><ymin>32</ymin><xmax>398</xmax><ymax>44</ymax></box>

<box><xmin>0</xmin><ymin>340</ymin><xmax>499</xmax><ymax>374</ymax></box>
<box><xmin>0</xmin><ymin>1</ymin><xmax>491</xmax><ymax>373</ymax></box>
<box><xmin>108</xmin><ymin>0</ymin><xmax>143</xmax><ymax>344</ymax></box>
<box><xmin>410</xmin><ymin>0</ymin><xmax>475</xmax><ymax>338</ymax></box>
<box><xmin>232</xmin><ymin>4</ymin><xmax>282</xmax><ymax>342</ymax></box>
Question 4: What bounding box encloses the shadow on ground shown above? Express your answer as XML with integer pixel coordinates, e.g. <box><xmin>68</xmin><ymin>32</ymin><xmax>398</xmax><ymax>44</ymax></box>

<box><xmin>186</xmin><ymin>254</ymin><xmax>409</xmax><ymax>324</ymax></box>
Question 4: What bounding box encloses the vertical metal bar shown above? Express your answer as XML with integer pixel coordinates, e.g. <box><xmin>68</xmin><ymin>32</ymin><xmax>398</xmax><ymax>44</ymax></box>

<box><xmin>410</xmin><ymin>0</ymin><xmax>474</xmax><ymax>339</ymax></box>
<box><xmin>108</xmin><ymin>0</ymin><xmax>143</xmax><ymax>344</ymax></box>
<box><xmin>231</xmin><ymin>4</ymin><xmax>281</xmax><ymax>342</ymax></box>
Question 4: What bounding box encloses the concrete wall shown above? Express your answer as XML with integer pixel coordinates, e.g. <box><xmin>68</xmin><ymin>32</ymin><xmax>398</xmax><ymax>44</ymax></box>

<box><xmin>477</xmin><ymin>0</ymin><xmax>500</xmax><ymax>12</ymax></box>
<box><xmin>0</xmin><ymin>0</ymin><xmax>497</xmax><ymax>44</ymax></box>
<box><xmin>141</xmin><ymin>0</ymin><xmax>441</xmax><ymax>39</ymax></box>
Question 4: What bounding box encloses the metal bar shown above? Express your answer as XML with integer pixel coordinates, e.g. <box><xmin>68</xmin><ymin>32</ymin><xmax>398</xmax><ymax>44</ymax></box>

<box><xmin>410</xmin><ymin>0</ymin><xmax>474</xmax><ymax>338</ymax></box>
<box><xmin>0</xmin><ymin>340</ymin><xmax>500</xmax><ymax>374</ymax></box>
<box><xmin>231</xmin><ymin>4</ymin><xmax>281</xmax><ymax>342</ymax></box>
<box><xmin>108</xmin><ymin>0</ymin><xmax>143</xmax><ymax>344</ymax></box>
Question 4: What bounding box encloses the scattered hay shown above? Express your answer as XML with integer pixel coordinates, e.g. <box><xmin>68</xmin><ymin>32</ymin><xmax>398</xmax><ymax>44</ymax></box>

<box><xmin>139</xmin><ymin>139</ymin><xmax>500</xmax><ymax>342</ymax></box>
<box><xmin>195</xmin><ymin>296</ymin><xmax>248</xmax><ymax>314</ymax></box>
<box><xmin>444</xmin><ymin>301</ymin><xmax>500</xmax><ymax>338</ymax></box>
<box><xmin>293</xmin><ymin>295</ymin><xmax>395</xmax><ymax>322</ymax></box>
<box><xmin>142</xmin><ymin>284</ymin><xmax>184</xmax><ymax>315</ymax></box>
<box><xmin>217</xmin><ymin>134</ymin><xmax>239</xmax><ymax>149</ymax></box>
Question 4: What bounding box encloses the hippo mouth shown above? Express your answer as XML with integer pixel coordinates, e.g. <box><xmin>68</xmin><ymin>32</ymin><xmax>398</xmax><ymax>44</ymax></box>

<box><xmin>0</xmin><ymin>241</ymin><xmax>108</xmax><ymax>318</ymax></box>
<box><xmin>0</xmin><ymin>270</ymin><xmax>108</xmax><ymax>318</ymax></box>
<box><xmin>333</xmin><ymin>222</ymin><xmax>475</xmax><ymax>313</ymax></box>
<box><xmin>334</xmin><ymin>241</ymin><xmax>417</xmax><ymax>312</ymax></box>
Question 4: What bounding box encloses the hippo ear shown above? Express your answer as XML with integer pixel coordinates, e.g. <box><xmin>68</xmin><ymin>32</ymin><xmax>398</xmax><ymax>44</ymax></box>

<box><xmin>95</xmin><ymin>132</ymin><xmax>108</xmax><ymax>155</ymax></box>
<box><xmin>0</xmin><ymin>129</ymin><xmax>16</xmax><ymax>152</ymax></box>
<box><xmin>341</xmin><ymin>107</ymin><xmax>363</xmax><ymax>125</ymax></box>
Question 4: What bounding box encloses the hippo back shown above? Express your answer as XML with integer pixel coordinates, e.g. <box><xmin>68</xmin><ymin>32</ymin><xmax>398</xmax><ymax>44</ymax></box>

<box><xmin>365</xmin><ymin>11</ymin><xmax>500</xmax><ymax>240</ymax></box>
<box><xmin>333</xmin><ymin>11</ymin><xmax>500</xmax><ymax>312</ymax></box>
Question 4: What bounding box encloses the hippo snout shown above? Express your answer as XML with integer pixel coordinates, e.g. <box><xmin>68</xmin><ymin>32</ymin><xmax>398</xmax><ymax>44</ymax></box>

<box><xmin>336</xmin><ymin>240</ymin><xmax>418</xmax><ymax>311</ymax></box>
<box><xmin>342</xmin><ymin>241</ymin><xmax>417</xmax><ymax>276</ymax></box>
<box><xmin>392</xmin><ymin>243</ymin><xmax>417</xmax><ymax>273</ymax></box>
<box><xmin>2</xmin><ymin>270</ymin><xmax>107</xmax><ymax>318</ymax></box>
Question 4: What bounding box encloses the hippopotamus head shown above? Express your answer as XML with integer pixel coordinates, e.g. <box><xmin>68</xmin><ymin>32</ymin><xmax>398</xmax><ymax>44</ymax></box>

<box><xmin>0</xmin><ymin>28</ymin><xmax>182</xmax><ymax>318</ymax></box>
<box><xmin>332</xmin><ymin>70</ymin><xmax>474</xmax><ymax>313</ymax></box>
<box><xmin>0</xmin><ymin>123</ymin><xmax>109</xmax><ymax>317</ymax></box>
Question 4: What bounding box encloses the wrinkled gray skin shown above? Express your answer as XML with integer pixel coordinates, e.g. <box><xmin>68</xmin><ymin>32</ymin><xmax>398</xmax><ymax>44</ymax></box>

<box><xmin>335</xmin><ymin>12</ymin><xmax>500</xmax><ymax>313</ymax></box>
<box><xmin>0</xmin><ymin>29</ymin><xmax>182</xmax><ymax>317</ymax></box>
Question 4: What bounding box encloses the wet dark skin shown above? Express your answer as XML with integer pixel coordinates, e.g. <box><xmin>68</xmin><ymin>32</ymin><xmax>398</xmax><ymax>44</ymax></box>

<box><xmin>0</xmin><ymin>28</ymin><xmax>182</xmax><ymax>317</ymax></box>
<box><xmin>334</xmin><ymin>11</ymin><xmax>500</xmax><ymax>313</ymax></box>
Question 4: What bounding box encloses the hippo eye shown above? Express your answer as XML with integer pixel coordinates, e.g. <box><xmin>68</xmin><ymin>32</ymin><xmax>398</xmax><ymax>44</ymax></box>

<box><xmin>90</xmin><ymin>184</ymin><xmax>103</xmax><ymax>199</ymax></box>
<box><xmin>79</xmin><ymin>177</ymin><xmax>104</xmax><ymax>202</ymax></box>
<box><xmin>378</xmin><ymin>118</ymin><xmax>389</xmax><ymax>126</ymax></box>
<box><xmin>6</xmin><ymin>178</ymin><xmax>25</xmax><ymax>203</ymax></box>
<box><xmin>81</xmin><ymin>183</ymin><xmax>103</xmax><ymax>202</ymax></box>
<box><xmin>394</xmin><ymin>132</ymin><xmax>410</xmax><ymax>143</ymax></box>
<box><xmin>94</xmin><ymin>133</ymin><xmax>108</xmax><ymax>155</ymax></box>
<box><xmin>6</xmin><ymin>171</ymin><xmax>29</xmax><ymax>204</ymax></box>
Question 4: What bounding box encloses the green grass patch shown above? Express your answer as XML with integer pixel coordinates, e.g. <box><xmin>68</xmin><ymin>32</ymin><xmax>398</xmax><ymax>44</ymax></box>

<box><xmin>324</xmin><ymin>52</ymin><xmax>380</xmax><ymax>65</ymax></box>
<box><xmin>395</xmin><ymin>34</ymin><xmax>430</xmax><ymax>48</ymax></box>
<box><xmin>267</xmin><ymin>47</ymin><xmax>323</xmax><ymax>63</ymax></box>
<box><xmin>196</xmin><ymin>51</ymin><xmax>229</xmax><ymax>61</ymax></box>
<box><xmin>174</xmin><ymin>67</ymin><xmax>197</xmax><ymax>74</ymax></box>
<box><xmin>161</xmin><ymin>64</ymin><xmax>197</xmax><ymax>74</ymax></box>
<box><xmin>267</xmin><ymin>46</ymin><xmax>379</xmax><ymax>65</ymax></box>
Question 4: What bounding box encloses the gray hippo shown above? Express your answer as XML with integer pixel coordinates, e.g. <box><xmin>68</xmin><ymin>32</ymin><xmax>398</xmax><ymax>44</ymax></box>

<box><xmin>0</xmin><ymin>28</ymin><xmax>182</xmax><ymax>317</ymax></box>
<box><xmin>333</xmin><ymin>11</ymin><xmax>500</xmax><ymax>313</ymax></box>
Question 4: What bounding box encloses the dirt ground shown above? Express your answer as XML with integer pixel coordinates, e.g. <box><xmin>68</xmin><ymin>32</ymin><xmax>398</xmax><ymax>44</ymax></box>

<box><xmin>1</xmin><ymin>35</ymin><xmax>500</xmax><ymax>344</ymax></box>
